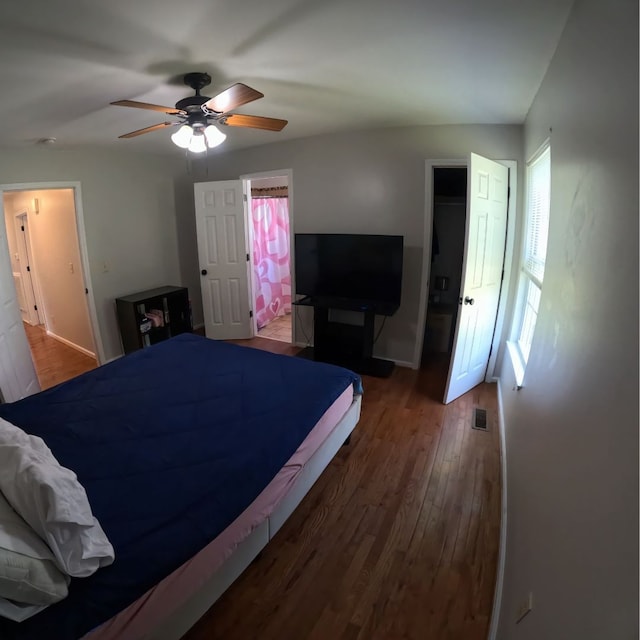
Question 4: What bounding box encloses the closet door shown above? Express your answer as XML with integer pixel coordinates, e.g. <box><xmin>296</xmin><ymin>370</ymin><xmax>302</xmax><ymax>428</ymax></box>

<box><xmin>444</xmin><ymin>153</ymin><xmax>508</xmax><ymax>404</ymax></box>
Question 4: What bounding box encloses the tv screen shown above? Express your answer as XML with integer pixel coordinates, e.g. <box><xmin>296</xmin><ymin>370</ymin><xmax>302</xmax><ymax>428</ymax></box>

<box><xmin>294</xmin><ymin>233</ymin><xmax>403</xmax><ymax>308</ymax></box>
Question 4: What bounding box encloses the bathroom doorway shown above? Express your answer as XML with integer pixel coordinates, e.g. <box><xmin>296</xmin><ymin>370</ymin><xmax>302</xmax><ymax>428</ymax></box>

<box><xmin>246</xmin><ymin>174</ymin><xmax>292</xmax><ymax>343</ymax></box>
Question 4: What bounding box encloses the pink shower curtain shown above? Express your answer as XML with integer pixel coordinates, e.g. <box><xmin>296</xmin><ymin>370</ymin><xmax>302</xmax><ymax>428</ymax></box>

<box><xmin>251</xmin><ymin>197</ymin><xmax>291</xmax><ymax>329</ymax></box>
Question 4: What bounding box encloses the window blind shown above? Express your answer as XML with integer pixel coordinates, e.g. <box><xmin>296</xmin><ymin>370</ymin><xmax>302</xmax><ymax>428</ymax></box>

<box><xmin>523</xmin><ymin>146</ymin><xmax>551</xmax><ymax>285</ymax></box>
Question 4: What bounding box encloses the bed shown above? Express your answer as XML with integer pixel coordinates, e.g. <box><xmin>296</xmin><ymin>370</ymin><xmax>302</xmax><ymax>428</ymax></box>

<box><xmin>0</xmin><ymin>333</ymin><xmax>362</xmax><ymax>640</ymax></box>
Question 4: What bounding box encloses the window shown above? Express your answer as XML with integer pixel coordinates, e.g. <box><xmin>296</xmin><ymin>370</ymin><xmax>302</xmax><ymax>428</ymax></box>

<box><xmin>509</xmin><ymin>142</ymin><xmax>550</xmax><ymax>383</ymax></box>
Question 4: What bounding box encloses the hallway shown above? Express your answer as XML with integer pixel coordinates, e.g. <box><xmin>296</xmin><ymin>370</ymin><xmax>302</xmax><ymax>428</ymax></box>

<box><xmin>24</xmin><ymin>323</ymin><xmax>97</xmax><ymax>390</ymax></box>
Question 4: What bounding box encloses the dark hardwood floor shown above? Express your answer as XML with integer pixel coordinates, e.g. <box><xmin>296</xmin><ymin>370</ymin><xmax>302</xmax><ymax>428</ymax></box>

<box><xmin>23</xmin><ymin>328</ymin><xmax>501</xmax><ymax>639</ymax></box>
<box><xmin>184</xmin><ymin>340</ymin><xmax>501</xmax><ymax>640</ymax></box>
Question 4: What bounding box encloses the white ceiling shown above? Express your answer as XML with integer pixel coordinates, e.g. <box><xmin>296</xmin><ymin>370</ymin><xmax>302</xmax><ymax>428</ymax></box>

<box><xmin>0</xmin><ymin>0</ymin><xmax>574</xmax><ymax>155</ymax></box>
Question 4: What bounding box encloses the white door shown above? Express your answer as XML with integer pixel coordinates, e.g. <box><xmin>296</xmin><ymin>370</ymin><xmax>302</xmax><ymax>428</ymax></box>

<box><xmin>194</xmin><ymin>180</ymin><xmax>252</xmax><ymax>340</ymax></box>
<box><xmin>0</xmin><ymin>214</ymin><xmax>40</xmax><ymax>402</ymax></box>
<box><xmin>443</xmin><ymin>153</ymin><xmax>508</xmax><ymax>404</ymax></box>
<box><xmin>14</xmin><ymin>214</ymin><xmax>40</xmax><ymax>326</ymax></box>
<box><xmin>12</xmin><ymin>269</ymin><xmax>29</xmax><ymax>325</ymax></box>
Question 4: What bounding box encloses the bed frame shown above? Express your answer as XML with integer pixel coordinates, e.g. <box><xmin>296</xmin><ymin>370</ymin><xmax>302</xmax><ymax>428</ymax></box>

<box><xmin>136</xmin><ymin>394</ymin><xmax>362</xmax><ymax>640</ymax></box>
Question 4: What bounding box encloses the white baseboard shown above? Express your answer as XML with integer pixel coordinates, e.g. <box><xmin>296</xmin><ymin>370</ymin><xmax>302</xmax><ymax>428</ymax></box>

<box><xmin>46</xmin><ymin>331</ymin><xmax>95</xmax><ymax>358</ymax></box>
<box><xmin>488</xmin><ymin>376</ymin><xmax>508</xmax><ymax>640</ymax></box>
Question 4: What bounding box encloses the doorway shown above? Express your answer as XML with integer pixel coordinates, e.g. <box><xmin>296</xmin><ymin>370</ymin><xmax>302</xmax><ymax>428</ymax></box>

<box><xmin>421</xmin><ymin>168</ymin><xmax>467</xmax><ymax>385</ymax></box>
<box><xmin>422</xmin><ymin>168</ymin><xmax>467</xmax><ymax>363</ymax></box>
<box><xmin>415</xmin><ymin>156</ymin><xmax>515</xmax><ymax>403</ymax></box>
<box><xmin>246</xmin><ymin>175</ymin><xmax>292</xmax><ymax>343</ymax></box>
<box><xmin>2</xmin><ymin>187</ymin><xmax>98</xmax><ymax>388</ymax></box>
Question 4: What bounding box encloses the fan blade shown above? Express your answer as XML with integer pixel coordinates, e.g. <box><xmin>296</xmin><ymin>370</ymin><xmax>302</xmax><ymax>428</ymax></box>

<box><xmin>221</xmin><ymin>114</ymin><xmax>288</xmax><ymax>131</ymax></box>
<box><xmin>202</xmin><ymin>84</ymin><xmax>264</xmax><ymax>114</ymax></box>
<box><xmin>118</xmin><ymin>122</ymin><xmax>176</xmax><ymax>139</ymax></box>
<box><xmin>111</xmin><ymin>100</ymin><xmax>186</xmax><ymax>115</ymax></box>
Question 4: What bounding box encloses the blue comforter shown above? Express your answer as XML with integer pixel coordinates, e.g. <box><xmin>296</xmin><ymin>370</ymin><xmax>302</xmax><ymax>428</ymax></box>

<box><xmin>0</xmin><ymin>334</ymin><xmax>360</xmax><ymax>639</ymax></box>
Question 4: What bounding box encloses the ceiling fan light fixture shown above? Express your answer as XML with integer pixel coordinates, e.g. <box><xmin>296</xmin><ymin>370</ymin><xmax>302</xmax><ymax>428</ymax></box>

<box><xmin>188</xmin><ymin>131</ymin><xmax>207</xmax><ymax>153</ymax></box>
<box><xmin>171</xmin><ymin>124</ymin><xmax>193</xmax><ymax>149</ymax></box>
<box><xmin>112</xmin><ymin>74</ymin><xmax>285</xmax><ymax>147</ymax></box>
<box><xmin>204</xmin><ymin>125</ymin><xmax>226</xmax><ymax>148</ymax></box>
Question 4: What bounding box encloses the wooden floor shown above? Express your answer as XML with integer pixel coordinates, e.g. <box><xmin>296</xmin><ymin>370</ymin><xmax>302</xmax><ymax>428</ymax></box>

<box><xmin>185</xmin><ymin>338</ymin><xmax>501</xmax><ymax>640</ymax></box>
<box><xmin>23</xmin><ymin>323</ymin><xmax>97</xmax><ymax>389</ymax></box>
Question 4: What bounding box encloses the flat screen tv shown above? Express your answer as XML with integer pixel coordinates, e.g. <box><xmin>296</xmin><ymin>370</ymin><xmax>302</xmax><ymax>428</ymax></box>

<box><xmin>294</xmin><ymin>233</ymin><xmax>403</xmax><ymax>311</ymax></box>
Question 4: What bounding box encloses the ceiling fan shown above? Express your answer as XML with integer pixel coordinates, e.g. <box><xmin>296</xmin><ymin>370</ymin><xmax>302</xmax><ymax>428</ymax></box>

<box><xmin>111</xmin><ymin>72</ymin><xmax>288</xmax><ymax>152</ymax></box>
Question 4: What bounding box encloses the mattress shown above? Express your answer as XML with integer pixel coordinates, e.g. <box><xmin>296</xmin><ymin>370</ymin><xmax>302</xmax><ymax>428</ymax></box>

<box><xmin>85</xmin><ymin>385</ymin><xmax>355</xmax><ymax>640</ymax></box>
<box><xmin>0</xmin><ymin>334</ymin><xmax>361</xmax><ymax>640</ymax></box>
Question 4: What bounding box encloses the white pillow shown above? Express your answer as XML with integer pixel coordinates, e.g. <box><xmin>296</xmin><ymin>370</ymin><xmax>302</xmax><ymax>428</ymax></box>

<box><xmin>0</xmin><ymin>599</ymin><xmax>48</xmax><ymax>623</ymax></box>
<box><xmin>0</xmin><ymin>490</ymin><xmax>69</xmax><ymax>620</ymax></box>
<box><xmin>0</xmin><ymin>546</ymin><xmax>68</xmax><ymax>605</ymax></box>
<box><xmin>0</xmin><ymin>418</ymin><xmax>114</xmax><ymax>578</ymax></box>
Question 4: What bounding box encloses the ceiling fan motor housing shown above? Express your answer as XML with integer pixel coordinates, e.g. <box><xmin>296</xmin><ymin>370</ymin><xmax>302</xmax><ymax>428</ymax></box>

<box><xmin>176</xmin><ymin>96</ymin><xmax>209</xmax><ymax>127</ymax></box>
<box><xmin>175</xmin><ymin>72</ymin><xmax>215</xmax><ymax>126</ymax></box>
<box><xmin>175</xmin><ymin>95</ymin><xmax>209</xmax><ymax>110</ymax></box>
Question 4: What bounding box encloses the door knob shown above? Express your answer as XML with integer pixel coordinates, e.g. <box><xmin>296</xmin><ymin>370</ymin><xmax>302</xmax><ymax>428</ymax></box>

<box><xmin>201</xmin><ymin>269</ymin><xmax>208</xmax><ymax>276</ymax></box>
<box><xmin>464</xmin><ymin>296</ymin><xmax>475</xmax><ymax>305</ymax></box>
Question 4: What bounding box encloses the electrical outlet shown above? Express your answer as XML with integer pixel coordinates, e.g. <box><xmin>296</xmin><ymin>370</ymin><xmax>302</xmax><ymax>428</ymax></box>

<box><xmin>102</xmin><ymin>262</ymin><xmax>109</xmax><ymax>273</ymax></box>
<box><xmin>516</xmin><ymin>592</ymin><xmax>533</xmax><ymax>623</ymax></box>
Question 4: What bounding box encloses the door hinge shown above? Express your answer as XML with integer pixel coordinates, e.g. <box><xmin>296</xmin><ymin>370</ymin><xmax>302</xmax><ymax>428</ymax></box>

<box><xmin>85</xmin><ymin>288</ymin><xmax>88</xmax><ymax>295</ymax></box>
<box><xmin>21</xmin><ymin>225</ymin><xmax>24</xmax><ymax>232</ymax></box>
<box><xmin>243</xmin><ymin>194</ymin><xmax>248</xmax><ymax>202</ymax></box>
<box><xmin>246</xmin><ymin>253</ymin><xmax>250</xmax><ymax>261</ymax></box>
<box><xmin>26</xmin><ymin>265</ymin><xmax>30</xmax><ymax>272</ymax></box>
<box><xmin>34</xmin><ymin>305</ymin><xmax>37</xmax><ymax>311</ymax></box>
<box><xmin>249</xmin><ymin>310</ymin><xmax>253</xmax><ymax>318</ymax></box>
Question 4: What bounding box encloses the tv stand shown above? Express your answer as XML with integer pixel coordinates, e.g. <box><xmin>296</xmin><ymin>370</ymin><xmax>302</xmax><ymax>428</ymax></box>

<box><xmin>293</xmin><ymin>297</ymin><xmax>397</xmax><ymax>378</ymax></box>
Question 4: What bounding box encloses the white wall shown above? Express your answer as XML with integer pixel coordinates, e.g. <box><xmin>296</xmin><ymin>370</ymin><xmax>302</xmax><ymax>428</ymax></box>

<box><xmin>497</xmin><ymin>0</ymin><xmax>638</xmax><ymax>638</ymax></box>
<box><xmin>0</xmin><ymin>148</ymin><xmax>188</xmax><ymax>362</ymax></box>
<box><xmin>3</xmin><ymin>207</ymin><xmax>19</xmax><ymax>273</ymax></box>
<box><xmin>5</xmin><ymin>189</ymin><xmax>95</xmax><ymax>354</ymax></box>
<box><xmin>186</xmin><ymin>124</ymin><xmax>523</xmax><ymax>364</ymax></box>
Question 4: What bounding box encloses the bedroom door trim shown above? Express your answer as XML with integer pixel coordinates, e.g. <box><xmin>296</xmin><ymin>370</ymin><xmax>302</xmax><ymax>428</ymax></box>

<box><xmin>240</xmin><ymin>168</ymin><xmax>294</xmax><ymax>343</ymax></box>
<box><xmin>413</xmin><ymin>159</ymin><xmax>516</xmax><ymax>377</ymax></box>
<box><xmin>0</xmin><ymin>181</ymin><xmax>105</xmax><ymax>364</ymax></box>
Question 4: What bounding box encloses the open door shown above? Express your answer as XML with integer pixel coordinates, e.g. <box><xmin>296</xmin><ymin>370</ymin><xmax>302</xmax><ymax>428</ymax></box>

<box><xmin>443</xmin><ymin>153</ymin><xmax>508</xmax><ymax>404</ymax></box>
<box><xmin>0</xmin><ymin>215</ymin><xmax>40</xmax><ymax>402</ymax></box>
<box><xmin>14</xmin><ymin>213</ymin><xmax>41</xmax><ymax>326</ymax></box>
<box><xmin>194</xmin><ymin>180</ymin><xmax>252</xmax><ymax>340</ymax></box>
